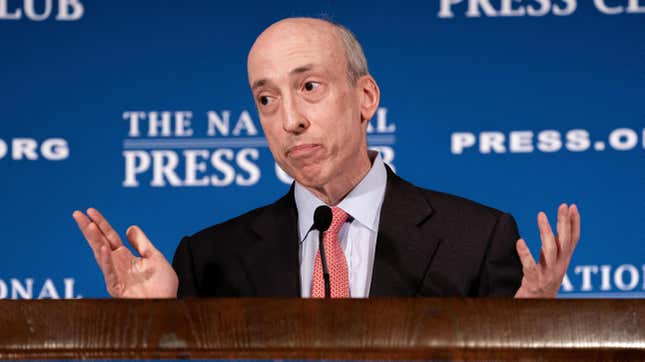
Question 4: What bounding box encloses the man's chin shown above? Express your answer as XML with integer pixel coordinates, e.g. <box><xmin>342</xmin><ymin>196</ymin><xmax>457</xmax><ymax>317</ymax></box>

<box><xmin>291</xmin><ymin>166</ymin><xmax>328</xmax><ymax>188</ymax></box>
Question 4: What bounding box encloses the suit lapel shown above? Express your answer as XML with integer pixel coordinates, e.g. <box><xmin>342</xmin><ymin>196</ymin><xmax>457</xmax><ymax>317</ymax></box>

<box><xmin>369</xmin><ymin>166</ymin><xmax>441</xmax><ymax>297</ymax></box>
<box><xmin>238</xmin><ymin>167</ymin><xmax>441</xmax><ymax>298</ymax></box>
<box><xmin>242</xmin><ymin>187</ymin><xmax>301</xmax><ymax>297</ymax></box>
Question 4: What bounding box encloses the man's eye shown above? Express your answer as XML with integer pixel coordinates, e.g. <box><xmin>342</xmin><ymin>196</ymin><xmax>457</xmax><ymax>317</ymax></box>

<box><xmin>304</xmin><ymin>81</ymin><xmax>319</xmax><ymax>92</ymax></box>
<box><xmin>259</xmin><ymin>96</ymin><xmax>270</xmax><ymax>105</ymax></box>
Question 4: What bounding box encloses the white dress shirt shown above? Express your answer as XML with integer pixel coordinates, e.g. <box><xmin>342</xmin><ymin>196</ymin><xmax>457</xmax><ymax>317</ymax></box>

<box><xmin>295</xmin><ymin>152</ymin><xmax>387</xmax><ymax>298</ymax></box>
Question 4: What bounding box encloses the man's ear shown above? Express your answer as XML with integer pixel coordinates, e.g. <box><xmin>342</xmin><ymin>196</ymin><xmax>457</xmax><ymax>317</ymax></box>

<box><xmin>357</xmin><ymin>75</ymin><xmax>380</xmax><ymax>125</ymax></box>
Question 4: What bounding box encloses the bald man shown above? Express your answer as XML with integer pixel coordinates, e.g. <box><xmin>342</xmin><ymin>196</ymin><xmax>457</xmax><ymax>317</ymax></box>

<box><xmin>73</xmin><ymin>18</ymin><xmax>580</xmax><ymax>299</ymax></box>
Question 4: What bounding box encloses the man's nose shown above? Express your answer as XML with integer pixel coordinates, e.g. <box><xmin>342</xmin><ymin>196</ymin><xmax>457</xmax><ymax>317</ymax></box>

<box><xmin>282</xmin><ymin>94</ymin><xmax>310</xmax><ymax>134</ymax></box>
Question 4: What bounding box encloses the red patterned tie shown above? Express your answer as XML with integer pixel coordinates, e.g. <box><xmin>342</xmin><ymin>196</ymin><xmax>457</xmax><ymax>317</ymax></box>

<box><xmin>311</xmin><ymin>207</ymin><xmax>350</xmax><ymax>298</ymax></box>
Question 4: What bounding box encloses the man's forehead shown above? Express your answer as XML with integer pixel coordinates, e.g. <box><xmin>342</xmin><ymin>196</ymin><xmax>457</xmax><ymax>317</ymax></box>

<box><xmin>247</xmin><ymin>18</ymin><xmax>345</xmax><ymax>84</ymax></box>
<box><xmin>253</xmin><ymin>17</ymin><xmax>339</xmax><ymax>46</ymax></box>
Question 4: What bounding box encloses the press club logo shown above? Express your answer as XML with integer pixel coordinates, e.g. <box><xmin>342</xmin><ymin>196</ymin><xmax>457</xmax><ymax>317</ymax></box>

<box><xmin>0</xmin><ymin>0</ymin><xmax>84</xmax><ymax>21</ymax></box>
<box><xmin>121</xmin><ymin>108</ymin><xmax>398</xmax><ymax>188</ymax></box>
<box><xmin>0</xmin><ymin>278</ymin><xmax>81</xmax><ymax>299</ymax></box>
<box><xmin>437</xmin><ymin>0</ymin><xmax>645</xmax><ymax>18</ymax></box>
<box><xmin>0</xmin><ymin>138</ymin><xmax>69</xmax><ymax>161</ymax></box>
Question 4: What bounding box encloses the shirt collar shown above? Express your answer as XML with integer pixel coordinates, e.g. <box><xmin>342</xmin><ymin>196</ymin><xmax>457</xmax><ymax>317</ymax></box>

<box><xmin>294</xmin><ymin>151</ymin><xmax>388</xmax><ymax>242</ymax></box>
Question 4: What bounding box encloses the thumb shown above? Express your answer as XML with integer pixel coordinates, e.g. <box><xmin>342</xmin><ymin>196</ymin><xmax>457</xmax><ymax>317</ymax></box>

<box><xmin>126</xmin><ymin>225</ymin><xmax>158</xmax><ymax>258</ymax></box>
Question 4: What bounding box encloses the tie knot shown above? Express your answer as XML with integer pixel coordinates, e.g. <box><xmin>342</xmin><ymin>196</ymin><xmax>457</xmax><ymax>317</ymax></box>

<box><xmin>327</xmin><ymin>207</ymin><xmax>349</xmax><ymax>235</ymax></box>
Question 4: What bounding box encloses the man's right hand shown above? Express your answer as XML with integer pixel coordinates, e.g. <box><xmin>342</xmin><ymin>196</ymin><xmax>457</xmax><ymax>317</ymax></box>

<box><xmin>72</xmin><ymin>208</ymin><xmax>178</xmax><ymax>298</ymax></box>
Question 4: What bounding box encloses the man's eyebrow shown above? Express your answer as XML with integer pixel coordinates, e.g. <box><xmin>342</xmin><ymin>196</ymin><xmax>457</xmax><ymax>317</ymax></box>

<box><xmin>290</xmin><ymin>64</ymin><xmax>315</xmax><ymax>75</ymax></box>
<box><xmin>251</xmin><ymin>79</ymin><xmax>269</xmax><ymax>91</ymax></box>
<box><xmin>251</xmin><ymin>64</ymin><xmax>319</xmax><ymax>90</ymax></box>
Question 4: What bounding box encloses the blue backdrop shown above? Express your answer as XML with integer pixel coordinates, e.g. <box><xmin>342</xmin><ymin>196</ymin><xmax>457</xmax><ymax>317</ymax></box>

<box><xmin>1</xmin><ymin>0</ymin><xmax>643</xmax><ymax>299</ymax></box>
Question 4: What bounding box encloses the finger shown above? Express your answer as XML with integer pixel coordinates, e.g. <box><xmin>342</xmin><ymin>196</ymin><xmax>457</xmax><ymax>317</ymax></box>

<box><xmin>537</xmin><ymin>211</ymin><xmax>557</xmax><ymax>266</ymax></box>
<box><xmin>73</xmin><ymin>210</ymin><xmax>109</xmax><ymax>259</ymax></box>
<box><xmin>97</xmin><ymin>244</ymin><xmax>122</xmax><ymax>297</ymax></box>
<box><xmin>72</xmin><ymin>210</ymin><xmax>91</xmax><ymax>231</ymax></box>
<box><xmin>516</xmin><ymin>238</ymin><xmax>536</xmax><ymax>270</ymax></box>
<box><xmin>73</xmin><ymin>211</ymin><xmax>125</xmax><ymax>297</ymax></box>
<box><xmin>568</xmin><ymin>204</ymin><xmax>581</xmax><ymax>253</ymax></box>
<box><xmin>87</xmin><ymin>223</ymin><xmax>121</xmax><ymax>290</ymax></box>
<box><xmin>555</xmin><ymin>203</ymin><xmax>570</xmax><ymax>254</ymax></box>
<box><xmin>87</xmin><ymin>208</ymin><xmax>123</xmax><ymax>250</ymax></box>
<box><xmin>126</xmin><ymin>225</ymin><xmax>158</xmax><ymax>258</ymax></box>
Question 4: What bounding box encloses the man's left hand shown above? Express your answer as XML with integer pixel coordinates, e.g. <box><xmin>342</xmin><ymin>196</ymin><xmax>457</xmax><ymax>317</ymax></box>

<box><xmin>514</xmin><ymin>204</ymin><xmax>580</xmax><ymax>298</ymax></box>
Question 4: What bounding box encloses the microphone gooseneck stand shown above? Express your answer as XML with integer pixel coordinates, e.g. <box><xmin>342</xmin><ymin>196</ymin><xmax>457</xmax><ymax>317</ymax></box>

<box><xmin>313</xmin><ymin>205</ymin><xmax>333</xmax><ymax>298</ymax></box>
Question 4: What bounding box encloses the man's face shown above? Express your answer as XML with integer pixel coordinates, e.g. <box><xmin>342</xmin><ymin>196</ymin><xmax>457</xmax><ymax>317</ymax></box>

<box><xmin>247</xmin><ymin>19</ymin><xmax>369</xmax><ymax>190</ymax></box>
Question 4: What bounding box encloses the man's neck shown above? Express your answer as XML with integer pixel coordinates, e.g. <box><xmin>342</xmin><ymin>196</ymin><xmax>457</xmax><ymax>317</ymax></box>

<box><xmin>305</xmin><ymin>153</ymin><xmax>373</xmax><ymax>206</ymax></box>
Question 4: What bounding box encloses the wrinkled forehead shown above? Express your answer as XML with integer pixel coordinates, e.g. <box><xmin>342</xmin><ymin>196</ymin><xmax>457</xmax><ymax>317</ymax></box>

<box><xmin>247</xmin><ymin>20</ymin><xmax>346</xmax><ymax>86</ymax></box>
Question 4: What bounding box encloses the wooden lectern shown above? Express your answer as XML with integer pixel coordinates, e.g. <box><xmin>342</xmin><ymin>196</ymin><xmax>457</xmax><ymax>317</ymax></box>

<box><xmin>0</xmin><ymin>298</ymin><xmax>643</xmax><ymax>360</ymax></box>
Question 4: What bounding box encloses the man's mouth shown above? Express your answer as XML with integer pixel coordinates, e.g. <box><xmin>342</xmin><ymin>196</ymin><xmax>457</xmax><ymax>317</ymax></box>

<box><xmin>287</xmin><ymin>144</ymin><xmax>321</xmax><ymax>158</ymax></box>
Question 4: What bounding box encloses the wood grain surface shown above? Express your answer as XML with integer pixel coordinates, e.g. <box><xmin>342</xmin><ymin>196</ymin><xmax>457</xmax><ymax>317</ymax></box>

<box><xmin>0</xmin><ymin>298</ymin><xmax>643</xmax><ymax>360</ymax></box>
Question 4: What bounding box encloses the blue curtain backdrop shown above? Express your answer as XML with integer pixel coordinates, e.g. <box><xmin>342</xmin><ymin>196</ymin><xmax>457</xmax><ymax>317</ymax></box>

<box><xmin>0</xmin><ymin>0</ymin><xmax>643</xmax><ymax>298</ymax></box>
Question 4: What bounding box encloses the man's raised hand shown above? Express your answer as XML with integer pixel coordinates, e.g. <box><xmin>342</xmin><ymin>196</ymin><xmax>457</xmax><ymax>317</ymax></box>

<box><xmin>514</xmin><ymin>204</ymin><xmax>580</xmax><ymax>298</ymax></box>
<box><xmin>72</xmin><ymin>208</ymin><xmax>178</xmax><ymax>298</ymax></box>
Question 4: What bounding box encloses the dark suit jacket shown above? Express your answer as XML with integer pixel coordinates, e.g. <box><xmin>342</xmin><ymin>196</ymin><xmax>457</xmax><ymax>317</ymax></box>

<box><xmin>172</xmin><ymin>167</ymin><xmax>523</xmax><ymax>297</ymax></box>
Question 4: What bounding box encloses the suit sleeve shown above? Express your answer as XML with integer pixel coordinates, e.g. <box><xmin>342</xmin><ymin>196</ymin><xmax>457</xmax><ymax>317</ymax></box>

<box><xmin>476</xmin><ymin>212</ymin><xmax>523</xmax><ymax>297</ymax></box>
<box><xmin>172</xmin><ymin>236</ymin><xmax>199</xmax><ymax>298</ymax></box>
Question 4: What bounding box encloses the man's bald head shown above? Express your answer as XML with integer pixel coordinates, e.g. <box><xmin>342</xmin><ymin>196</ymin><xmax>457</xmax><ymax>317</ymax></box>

<box><xmin>248</xmin><ymin>17</ymin><xmax>369</xmax><ymax>86</ymax></box>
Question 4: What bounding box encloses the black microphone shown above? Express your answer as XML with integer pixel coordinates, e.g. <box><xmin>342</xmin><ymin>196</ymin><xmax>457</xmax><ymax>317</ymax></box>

<box><xmin>313</xmin><ymin>205</ymin><xmax>333</xmax><ymax>298</ymax></box>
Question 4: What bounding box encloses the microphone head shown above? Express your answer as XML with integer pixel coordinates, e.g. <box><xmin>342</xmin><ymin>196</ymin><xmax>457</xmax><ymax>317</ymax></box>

<box><xmin>313</xmin><ymin>205</ymin><xmax>333</xmax><ymax>232</ymax></box>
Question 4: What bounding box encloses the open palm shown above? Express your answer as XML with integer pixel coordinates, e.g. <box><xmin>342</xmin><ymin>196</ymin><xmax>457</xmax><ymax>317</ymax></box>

<box><xmin>73</xmin><ymin>208</ymin><xmax>178</xmax><ymax>298</ymax></box>
<box><xmin>514</xmin><ymin>204</ymin><xmax>580</xmax><ymax>298</ymax></box>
